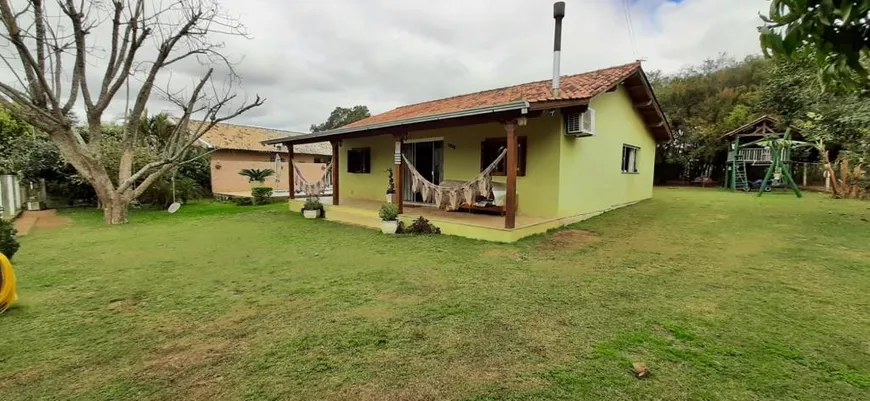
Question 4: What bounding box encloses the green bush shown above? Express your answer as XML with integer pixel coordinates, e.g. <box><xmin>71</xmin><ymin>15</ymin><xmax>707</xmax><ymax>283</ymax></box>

<box><xmin>251</xmin><ymin>187</ymin><xmax>273</xmax><ymax>205</ymax></box>
<box><xmin>0</xmin><ymin>219</ymin><xmax>20</xmax><ymax>259</ymax></box>
<box><xmin>378</xmin><ymin>203</ymin><xmax>399</xmax><ymax>221</ymax></box>
<box><xmin>404</xmin><ymin>216</ymin><xmax>441</xmax><ymax>235</ymax></box>
<box><xmin>232</xmin><ymin>197</ymin><xmax>254</xmax><ymax>206</ymax></box>
<box><xmin>303</xmin><ymin>197</ymin><xmax>323</xmax><ymax>211</ymax></box>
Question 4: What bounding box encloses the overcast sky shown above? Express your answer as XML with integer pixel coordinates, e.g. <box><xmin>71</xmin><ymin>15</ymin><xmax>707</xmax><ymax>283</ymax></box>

<box><xmin>2</xmin><ymin>0</ymin><xmax>769</xmax><ymax>132</ymax></box>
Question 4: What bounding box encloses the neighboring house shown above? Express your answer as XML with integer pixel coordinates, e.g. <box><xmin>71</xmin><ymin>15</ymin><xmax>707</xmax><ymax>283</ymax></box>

<box><xmin>198</xmin><ymin>122</ymin><xmax>332</xmax><ymax>195</ymax></box>
<box><xmin>265</xmin><ymin>62</ymin><xmax>671</xmax><ymax>242</ymax></box>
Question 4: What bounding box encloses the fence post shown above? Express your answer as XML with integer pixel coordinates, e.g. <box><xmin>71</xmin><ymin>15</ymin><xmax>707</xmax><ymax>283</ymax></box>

<box><xmin>802</xmin><ymin>163</ymin><xmax>807</xmax><ymax>187</ymax></box>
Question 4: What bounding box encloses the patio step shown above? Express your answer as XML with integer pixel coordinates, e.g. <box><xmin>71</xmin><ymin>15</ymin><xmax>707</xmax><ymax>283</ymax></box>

<box><xmin>322</xmin><ymin>205</ymin><xmax>381</xmax><ymax>229</ymax></box>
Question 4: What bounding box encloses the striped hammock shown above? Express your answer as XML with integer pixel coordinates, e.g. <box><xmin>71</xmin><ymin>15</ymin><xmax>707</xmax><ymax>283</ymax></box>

<box><xmin>402</xmin><ymin>149</ymin><xmax>507</xmax><ymax>211</ymax></box>
<box><xmin>293</xmin><ymin>160</ymin><xmax>333</xmax><ymax>197</ymax></box>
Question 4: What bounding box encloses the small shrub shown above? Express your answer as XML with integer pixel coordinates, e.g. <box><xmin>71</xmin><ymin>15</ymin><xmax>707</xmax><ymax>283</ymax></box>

<box><xmin>232</xmin><ymin>197</ymin><xmax>253</xmax><ymax>206</ymax></box>
<box><xmin>0</xmin><ymin>219</ymin><xmax>20</xmax><ymax>259</ymax></box>
<box><xmin>251</xmin><ymin>186</ymin><xmax>273</xmax><ymax>205</ymax></box>
<box><xmin>303</xmin><ymin>197</ymin><xmax>323</xmax><ymax>211</ymax></box>
<box><xmin>378</xmin><ymin>203</ymin><xmax>399</xmax><ymax>221</ymax></box>
<box><xmin>404</xmin><ymin>216</ymin><xmax>441</xmax><ymax>235</ymax></box>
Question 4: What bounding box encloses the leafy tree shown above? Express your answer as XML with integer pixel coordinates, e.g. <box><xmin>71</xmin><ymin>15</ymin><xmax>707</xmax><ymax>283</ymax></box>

<box><xmin>238</xmin><ymin>168</ymin><xmax>275</xmax><ymax>183</ymax></box>
<box><xmin>651</xmin><ymin>54</ymin><xmax>769</xmax><ymax>181</ymax></box>
<box><xmin>760</xmin><ymin>51</ymin><xmax>870</xmax><ymax>161</ymax></box>
<box><xmin>760</xmin><ymin>0</ymin><xmax>870</xmax><ymax>87</ymax></box>
<box><xmin>0</xmin><ymin>107</ymin><xmax>31</xmax><ymax>173</ymax></box>
<box><xmin>310</xmin><ymin>106</ymin><xmax>371</xmax><ymax>132</ymax></box>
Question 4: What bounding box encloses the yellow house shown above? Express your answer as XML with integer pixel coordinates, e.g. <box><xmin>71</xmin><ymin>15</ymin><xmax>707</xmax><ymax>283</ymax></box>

<box><xmin>265</xmin><ymin>62</ymin><xmax>671</xmax><ymax>242</ymax></box>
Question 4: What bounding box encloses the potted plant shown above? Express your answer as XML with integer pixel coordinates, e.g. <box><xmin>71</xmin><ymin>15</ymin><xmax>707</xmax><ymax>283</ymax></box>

<box><xmin>378</xmin><ymin>203</ymin><xmax>400</xmax><ymax>234</ymax></box>
<box><xmin>238</xmin><ymin>168</ymin><xmax>276</xmax><ymax>188</ymax></box>
<box><xmin>385</xmin><ymin>169</ymin><xmax>395</xmax><ymax>203</ymax></box>
<box><xmin>302</xmin><ymin>197</ymin><xmax>322</xmax><ymax>219</ymax></box>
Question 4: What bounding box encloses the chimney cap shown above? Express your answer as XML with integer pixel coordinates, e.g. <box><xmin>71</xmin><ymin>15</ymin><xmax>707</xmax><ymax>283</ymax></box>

<box><xmin>554</xmin><ymin>2</ymin><xmax>565</xmax><ymax>19</ymax></box>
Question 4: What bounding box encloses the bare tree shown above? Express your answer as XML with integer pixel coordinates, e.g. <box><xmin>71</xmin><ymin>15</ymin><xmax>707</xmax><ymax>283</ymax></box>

<box><xmin>0</xmin><ymin>0</ymin><xmax>264</xmax><ymax>223</ymax></box>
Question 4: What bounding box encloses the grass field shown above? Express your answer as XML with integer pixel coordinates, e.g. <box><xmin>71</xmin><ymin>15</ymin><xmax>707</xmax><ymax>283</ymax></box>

<box><xmin>2</xmin><ymin>189</ymin><xmax>869</xmax><ymax>400</ymax></box>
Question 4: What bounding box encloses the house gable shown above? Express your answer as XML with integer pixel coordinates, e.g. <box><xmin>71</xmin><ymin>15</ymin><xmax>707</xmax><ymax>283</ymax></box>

<box><xmin>557</xmin><ymin>85</ymin><xmax>656</xmax><ymax>217</ymax></box>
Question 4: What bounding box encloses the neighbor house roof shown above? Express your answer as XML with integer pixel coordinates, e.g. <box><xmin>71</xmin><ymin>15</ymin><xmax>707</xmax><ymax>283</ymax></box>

<box><xmin>198</xmin><ymin>121</ymin><xmax>331</xmax><ymax>155</ymax></box>
<box><xmin>264</xmin><ymin>61</ymin><xmax>671</xmax><ymax>145</ymax></box>
<box><xmin>720</xmin><ymin>115</ymin><xmax>801</xmax><ymax>139</ymax></box>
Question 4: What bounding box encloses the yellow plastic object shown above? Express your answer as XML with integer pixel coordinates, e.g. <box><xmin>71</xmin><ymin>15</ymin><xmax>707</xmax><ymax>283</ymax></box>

<box><xmin>0</xmin><ymin>253</ymin><xmax>17</xmax><ymax>313</ymax></box>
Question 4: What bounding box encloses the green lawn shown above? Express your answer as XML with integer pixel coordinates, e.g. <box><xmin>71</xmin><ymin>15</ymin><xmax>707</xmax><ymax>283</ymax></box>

<box><xmin>2</xmin><ymin>189</ymin><xmax>869</xmax><ymax>400</ymax></box>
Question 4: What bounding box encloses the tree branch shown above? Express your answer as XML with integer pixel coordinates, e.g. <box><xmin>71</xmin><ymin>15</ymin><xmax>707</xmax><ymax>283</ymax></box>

<box><xmin>0</xmin><ymin>0</ymin><xmax>60</xmax><ymax>109</ymax></box>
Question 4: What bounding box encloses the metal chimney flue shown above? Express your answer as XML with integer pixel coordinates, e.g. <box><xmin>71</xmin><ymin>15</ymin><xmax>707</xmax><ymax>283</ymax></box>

<box><xmin>552</xmin><ymin>2</ymin><xmax>565</xmax><ymax>97</ymax></box>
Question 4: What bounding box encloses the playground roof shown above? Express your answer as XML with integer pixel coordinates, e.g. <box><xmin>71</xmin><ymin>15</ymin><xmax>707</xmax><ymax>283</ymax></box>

<box><xmin>721</xmin><ymin>115</ymin><xmax>802</xmax><ymax>139</ymax></box>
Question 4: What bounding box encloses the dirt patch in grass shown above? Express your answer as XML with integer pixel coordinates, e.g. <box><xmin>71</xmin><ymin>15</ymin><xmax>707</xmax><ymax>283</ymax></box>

<box><xmin>143</xmin><ymin>338</ymin><xmax>235</xmax><ymax>374</ymax></box>
<box><xmin>15</xmin><ymin>210</ymin><xmax>71</xmax><ymax>235</ymax></box>
<box><xmin>346</xmin><ymin>305</ymin><xmax>397</xmax><ymax>319</ymax></box>
<box><xmin>35</xmin><ymin>211</ymin><xmax>71</xmax><ymax>229</ymax></box>
<box><xmin>538</xmin><ymin>230</ymin><xmax>599</xmax><ymax>251</ymax></box>
<box><xmin>482</xmin><ymin>247</ymin><xmax>521</xmax><ymax>260</ymax></box>
<box><xmin>0</xmin><ymin>367</ymin><xmax>46</xmax><ymax>387</ymax></box>
<box><xmin>140</xmin><ymin>337</ymin><xmax>242</xmax><ymax>400</ymax></box>
<box><xmin>107</xmin><ymin>298</ymin><xmax>139</xmax><ymax>313</ymax></box>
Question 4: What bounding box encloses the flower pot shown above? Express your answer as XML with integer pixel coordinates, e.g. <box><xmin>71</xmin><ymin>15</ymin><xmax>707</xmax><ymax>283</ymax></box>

<box><xmin>386</xmin><ymin>193</ymin><xmax>394</xmax><ymax>203</ymax></box>
<box><xmin>380</xmin><ymin>220</ymin><xmax>399</xmax><ymax>234</ymax></box>
<box><xmin>303</xmin><ymin>209</ymin><xmax>319</xmax><ymax>219</ymax></box>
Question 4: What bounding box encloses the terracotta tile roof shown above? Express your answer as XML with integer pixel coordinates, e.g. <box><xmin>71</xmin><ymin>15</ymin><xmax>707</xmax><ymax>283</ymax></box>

<box><xmin>197</xmin><ymin>121</ymin><xmax>331</xmax><ymax>155</ymax></box>
<box><xmin>347</xmin><ymin>62</ymin><xmax>642</xmax><ymax>128</ymax></box>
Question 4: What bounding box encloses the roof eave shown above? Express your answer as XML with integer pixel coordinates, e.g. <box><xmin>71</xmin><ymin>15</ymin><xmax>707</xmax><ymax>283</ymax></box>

<box><xmin>263</xmin><ymin>100</ymin><xmax>531</xmax><ymax>146</ymax></box>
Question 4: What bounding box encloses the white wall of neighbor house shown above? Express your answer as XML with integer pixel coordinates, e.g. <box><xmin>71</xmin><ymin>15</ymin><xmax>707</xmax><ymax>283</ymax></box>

<box><xmin>0</xmin><ymin>174</ymin><xmax>23</xmax><ymax>218</ymax></box>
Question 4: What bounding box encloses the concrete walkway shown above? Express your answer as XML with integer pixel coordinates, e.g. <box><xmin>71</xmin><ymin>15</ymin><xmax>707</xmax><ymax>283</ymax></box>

<box><xmin>13</xmin><ymin>210</ymin><xmax>69</xmax><ymax>236</ymax></box>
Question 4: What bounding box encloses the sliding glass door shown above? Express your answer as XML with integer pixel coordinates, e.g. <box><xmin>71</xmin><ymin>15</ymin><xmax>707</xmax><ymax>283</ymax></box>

<box><xmin>402</xmin><ymin>140</ymin><xmax>443</xmax><ymax>204</ymax></box>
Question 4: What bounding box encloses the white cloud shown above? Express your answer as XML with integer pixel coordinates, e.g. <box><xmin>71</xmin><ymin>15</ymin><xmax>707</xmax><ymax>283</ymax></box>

<box><xmin>0</xmin><ymin>0</ymin><xmax>769</xmax><ymax>131</ymax></box>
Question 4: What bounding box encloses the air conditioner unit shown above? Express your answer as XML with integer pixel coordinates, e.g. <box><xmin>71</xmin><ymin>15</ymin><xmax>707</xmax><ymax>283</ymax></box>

<box><xmin>565</xmin><ymin>109</ymin><xmax>595</xmax><ymax>137</ymax></box>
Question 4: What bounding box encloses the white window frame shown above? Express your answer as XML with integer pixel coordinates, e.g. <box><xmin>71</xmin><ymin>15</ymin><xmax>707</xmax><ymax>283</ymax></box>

<box><xmin>621</xmin><ymin>144</ymin><xmax>639</xmax><ymax>174</ymax></box>
<box><xmin>566</xmin><ymin>108</ymin><xmax>596</xmax><ymax>136</ymax></box>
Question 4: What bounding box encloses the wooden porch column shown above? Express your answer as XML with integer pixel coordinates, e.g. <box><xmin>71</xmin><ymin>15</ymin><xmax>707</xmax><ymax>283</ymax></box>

<box><xmin>504</xmin><ymin>121</ymin><xmax>518</xmax><ymax>229</ymax></box>
<box><xmin>331</xmin><ymin>140</ymin><xmax>340</xmax><ymax>206</ymax></box>
<box><xmin>287</xmin><ymin>143</ymin><xmax>295</xmax><ymax>199</ymax></box>
<box><xmin>394</xmin><ymin>134</ymin><xmax>404</xmax><ymax>214</ymax></box>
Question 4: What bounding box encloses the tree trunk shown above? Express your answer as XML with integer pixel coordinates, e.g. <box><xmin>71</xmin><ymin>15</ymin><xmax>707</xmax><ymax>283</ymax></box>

<box><xmin>103</xmin><ymin>196</ymin><xmax>129</xmax><ymax>224</ymax></box>
<box><xmin>52</xmin><ymin>130</ymin><xmax>132</xmax><ymax>224</ymax></box>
